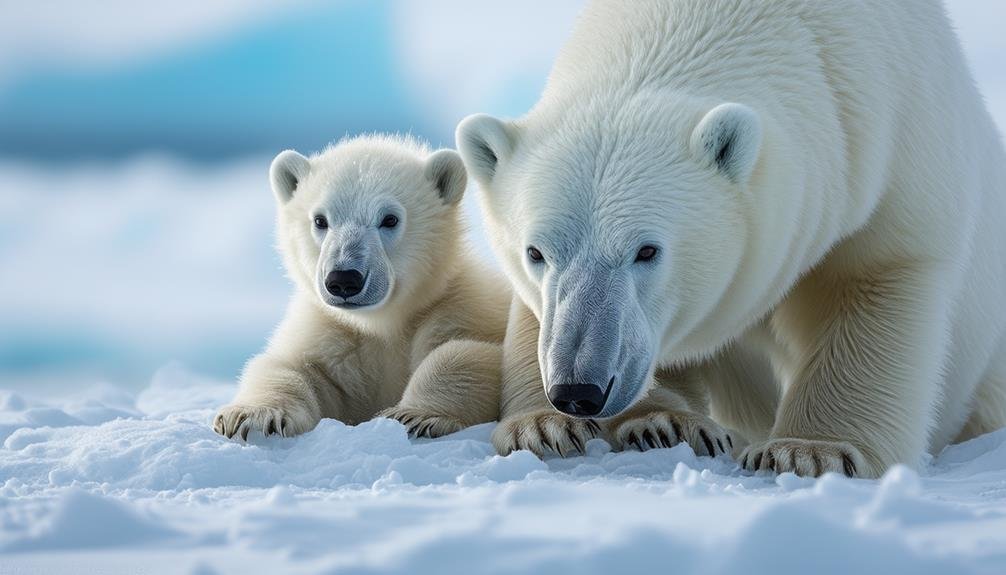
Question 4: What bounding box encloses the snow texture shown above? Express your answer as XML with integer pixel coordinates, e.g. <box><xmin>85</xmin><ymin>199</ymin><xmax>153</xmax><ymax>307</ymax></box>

<box><xmin>2</xmin><ymin>364</ymin><xmax>1005</xmax><ymax>574</ymax></box>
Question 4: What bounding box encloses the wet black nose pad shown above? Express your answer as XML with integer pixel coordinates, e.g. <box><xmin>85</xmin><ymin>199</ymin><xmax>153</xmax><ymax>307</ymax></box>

<box><xmin>547</xmin><ymin>378</ymin><xmax>615</xmax><ymax>417</ymax></box>
<box><xmin>548</xmin><ymin>384</ymin><xmax>604</xmax><ymax>416</ymax></box>
<box><xmin>325</xmin><ymin>269</ymin><xmax>365</xmax><ymax>298</ymax></box>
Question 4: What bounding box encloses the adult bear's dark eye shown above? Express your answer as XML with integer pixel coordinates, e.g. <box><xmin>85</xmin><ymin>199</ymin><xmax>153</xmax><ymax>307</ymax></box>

<box><xmin>527</xmin><ymin>246</ymin><xmax>544</xmax><ymax>263</ymax></box>
<box><xmin>380</xmin><ymin>214</ymin><xmax>399</xmax><ymax>229</ymax></box>
<box><xmin>635</xmin><ymin>245</ymin><xmax>658</xmax><ymax>262</ymax></box>
<box><xmin>313</xmin><ymin>215</ymin><xmax>328</xmax><ymax>230</ymax></box>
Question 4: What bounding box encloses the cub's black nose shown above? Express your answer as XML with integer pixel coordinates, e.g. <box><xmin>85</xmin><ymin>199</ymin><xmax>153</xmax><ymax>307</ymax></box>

<box><xmin>547</xmin><ymin>384</ymin><xmax>606</xmax><ymax>417</ymax></box>
<box><xmin>325</xmin><ymin>269</ymin><xmax>365</xmax><ymax>298</ymax></box>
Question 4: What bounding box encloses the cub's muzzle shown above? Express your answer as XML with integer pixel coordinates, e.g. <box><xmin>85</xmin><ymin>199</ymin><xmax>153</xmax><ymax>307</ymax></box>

<box><xmin>325</xmin><ymin>269</ymin><xmax>365</xmax><ymax>299</ymax></box>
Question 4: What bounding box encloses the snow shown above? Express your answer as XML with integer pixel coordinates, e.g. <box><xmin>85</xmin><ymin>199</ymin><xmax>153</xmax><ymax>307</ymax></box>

<box><xmin>2</xmin><ymin>364</ymin><xmax>1005</xmax><ymax>574</ymax></box>
<box><xmin>1</xmin><ymin>4</ymin><xmax>1004</xmax><ymax>572</ymax></box>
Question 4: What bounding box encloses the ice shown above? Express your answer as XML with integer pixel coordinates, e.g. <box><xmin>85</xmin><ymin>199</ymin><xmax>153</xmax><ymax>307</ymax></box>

<box><xmin>1</xmin><ymin>365</ymin><xmax>1004</xmax><ymax>573</ymax></box>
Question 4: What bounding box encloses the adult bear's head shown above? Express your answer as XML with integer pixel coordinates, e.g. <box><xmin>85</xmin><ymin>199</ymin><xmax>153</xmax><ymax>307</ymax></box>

<box><xmin>457</xmin><ymin>98</ymin><xmax>763</xmax><ymax>418</ymax></box>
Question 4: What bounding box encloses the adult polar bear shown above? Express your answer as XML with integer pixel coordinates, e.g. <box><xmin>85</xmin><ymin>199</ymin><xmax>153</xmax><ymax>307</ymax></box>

<box><xmin>457</xmin><ymin>0</ymin><xmax>1006</xmax><ymax>477</ymax></box>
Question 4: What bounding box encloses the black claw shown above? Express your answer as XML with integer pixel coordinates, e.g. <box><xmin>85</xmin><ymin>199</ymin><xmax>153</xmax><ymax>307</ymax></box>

<box><xmin>586</xmin><ymin>420</ymin><xmax>601</xmax><ymax>435</ymax></box>
<box><xmin>741</xmin><ymin>455</ymin><xmax>749</xmax><ymax>469</ymax></box>
<box><xmin>628</xmin><ymin>432</ymin><xmax>644</xmax><ymax>451</ymax></box>
<box><xmin>716</xmin><ymin>438</ymin><xmax>725</xmax><ymax>454</ymax></box>
<box><xmin>567</xmin><ymin>430</ymin><xmax>585</xmax><ymax>455</ymax></box>
<box><xmin>642</xmin><ymin>429</ymin><xmax>658</xmax><ymax>450</ymax></box>
<box><xmin>266</xmin><ymin>419</ymin><xmax>277</xmax><ymax>436</ymax></box>
<box><xmin>671</xmin><ymin>421</ymin><xmax>683</xmax><ymax>442</ymax></box>
<box><xmin>842</xmin><ymin>453</ymin><xmax>857</xmax><ymax>477</ymax></box>
<box><xmin>419</xmin><ymin>421</ymin><xmax>435</xmax><ymax>437</ymax></box>
<box><xmin>766</xmin><ymin>453</ymin><xmax>776</xmax><ymax>472</ymax></box>
<box><xmin>699</xmin><ymin>429</ymin><xmax>715</xmax><ymax>457</ymax></box>
<box><xmin>534</xmin><ymin>419</ymin><xmax>547</xmax><ymax>443</ymax></box>
<box><xmin>233</xmin><ymin>414</ymin><xmax>248</xmax><ymax>437</ymax></box>
<box><xmin>727</xmin><ymin>435</ymin><xmax>734</xmax><ymax>449</ymax></box>
<box><xmin>547</xmin><ymin>438</ymin><xmax>563</xmax><ymax>456</ymax></box>
<box><xmin>753</xmin><ymin>452</ymin><xmax>763</xmax><ymax>470</ymax></box>
<box><xmin>240</xmin><ymin>425</ymin><xmax>249</xmax><ymax>442</ymax></box>
<box><xmin>656</xmin><ymin>429</ymin><xmax>673</xmax><ymax>448</ymax></box>
<box><xmin>407</xmin><ymin>422</ymin><xmax>422</xmax><ymax>436</ymax></box>
<box><xmin>811</xmin><ymin>453</ymin><xmax>822</xmax><ymax>477</ymax></box>
<box><xmin>280</xmin><ymin>417</ymin><xmax>290</xmax><ymax>437</ymax></box>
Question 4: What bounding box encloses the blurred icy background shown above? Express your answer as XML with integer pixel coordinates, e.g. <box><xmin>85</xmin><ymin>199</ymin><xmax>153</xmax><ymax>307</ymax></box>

<box><xmin>1</xmin><ymin>0</ymin><xmax>1003</xmax><ymax>394</ymax></box>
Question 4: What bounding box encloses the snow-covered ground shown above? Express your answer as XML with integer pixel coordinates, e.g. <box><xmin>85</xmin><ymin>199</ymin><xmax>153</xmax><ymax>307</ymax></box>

<box><xmin>2</xmin><ymin>364</ymin><xmax>1005</xmax><ymax>574</ymax></box>
<box><xmin>1</xmin><ymin>3</ymin><xmax>1005</xmax><ymax>572</ymax></box>
<box><xmin>2</xmin><ymin>158</ymin><xmax>1005</xmax><ymax>573</ymax></box>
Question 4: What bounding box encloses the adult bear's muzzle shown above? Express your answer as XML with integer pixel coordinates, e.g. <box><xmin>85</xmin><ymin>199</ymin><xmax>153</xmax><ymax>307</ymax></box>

<box><xmin>539</xmin><ymin>262</ymin><xmax>654</xmax><ymax>419</ymax></box>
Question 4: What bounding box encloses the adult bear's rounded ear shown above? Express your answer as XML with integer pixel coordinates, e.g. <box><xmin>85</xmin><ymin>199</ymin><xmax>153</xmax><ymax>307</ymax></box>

<box><xmin>425</xmin><ymin>149</ymin><xmax>467</xmax><ymax>206</ymax></box>
<box><xmin>690</xmin><ymin>103</ymin><xmax>762</xmax><ymax>183</ymax></box>
<box><xmin>455</xmin><ymin>114</ymin><xmax>515</xmax><ymax>186</ymax></box>
<box><xmin>269</xmin><ymin>150</ymin><xmax>311</xmax><ymax>204</ymax></box>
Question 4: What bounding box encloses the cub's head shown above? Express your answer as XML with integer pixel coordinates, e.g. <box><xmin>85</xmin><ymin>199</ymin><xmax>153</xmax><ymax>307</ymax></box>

<box><xmin>457</xmin><ymin>99</ymin><xmax>763</xmax><ymax>418</ymax></box>
<box><xmin>270</xmin><ymin>135</ymin><xmax>467</xmax><ymax>332</ymax></box>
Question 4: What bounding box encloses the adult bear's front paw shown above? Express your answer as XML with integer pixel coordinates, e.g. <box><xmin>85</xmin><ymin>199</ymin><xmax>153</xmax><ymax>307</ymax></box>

<box><xmin>740</xmin><ymin>438</ymin><xmax>872</xmax><ymax>478</ymax></box>
<box><xmin>613</xmin><ymin>410</ymin><xmax>736</xmax><ymax>457</ymax></box>
<box><xmin>491</xmin><ymin>410</ymin><xmax>602</xmax><ymax>457</ymax></box>
<box><xmin>377</xmin><ymin>406</ymin><xmax>466</xmax><ymax>438</ymax></box>
<box><xmin>213</xmin><ymin>403</ymin><xmax>315</xmax><ymax>441</ymax></box>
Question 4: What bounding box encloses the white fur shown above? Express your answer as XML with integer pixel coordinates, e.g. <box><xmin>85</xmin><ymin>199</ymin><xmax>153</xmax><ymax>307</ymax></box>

<box><xmin>214</xmin><ymin>135</ymin><xmax>510</xmax><ymax>440</ymax></box>
<box><xmin>458</xmin><ymin>0</ymin><xmax>1006</xmax><ymax>476</ymax></box>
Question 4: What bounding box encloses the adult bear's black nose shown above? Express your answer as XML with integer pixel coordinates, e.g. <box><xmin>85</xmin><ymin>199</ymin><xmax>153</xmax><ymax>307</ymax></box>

<box><xmin>547</xmin><ymin>383</ymin><xmax>607</xmax><ymax>417</ymax></box>
<box><xmin>325</xmin><ymin>269</ymin><xmax>365</xmax><ymax>298</ymax></box>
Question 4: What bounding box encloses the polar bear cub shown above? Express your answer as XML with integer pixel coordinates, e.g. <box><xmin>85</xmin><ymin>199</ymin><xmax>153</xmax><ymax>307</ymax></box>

<box><xmin>214</xmin><ymin>135</ymin><xmax>510</xmax><ymax>440</ymax></box>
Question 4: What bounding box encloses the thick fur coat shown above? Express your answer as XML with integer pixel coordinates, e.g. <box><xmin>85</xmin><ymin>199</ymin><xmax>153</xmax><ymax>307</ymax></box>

<box><xmin>214</xmin><ymin>135</ymin><xmax>510</xmax><ymax>440</ymax></box>
<box><xmin>457</xmin><ymin>0</ymin><xmax>1006</xmax><ymax>477</ymax></box>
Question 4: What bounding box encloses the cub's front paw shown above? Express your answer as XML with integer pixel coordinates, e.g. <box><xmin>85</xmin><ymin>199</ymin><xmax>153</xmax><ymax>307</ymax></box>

<box><xmin>213</xmin><ymin>404</ymin><xmax>315</xmax><ymax>440</ymax></box>
<box><xmin>613</xmin><ymin>410</ymin><xmax>735</xmax><ymax>457</ymax></box>
<box><xmin>491</xmin><ymin>410</ymin><xmax>602</xmax><ymax>457</ymax></box>
<box><xmin>740</xmin><ymin>438</ymin><xmax>869</xmax><ymax>478</ymax></box>
<box><xmin>378</xmin><ymin>406</ymin><xmax>466</xmax><ymax>438</ymax></box>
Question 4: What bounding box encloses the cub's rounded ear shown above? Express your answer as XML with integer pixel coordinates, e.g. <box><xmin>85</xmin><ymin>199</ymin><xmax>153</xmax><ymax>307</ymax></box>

<box><xmin>690</xmin><ymin>103</ymin><xmax>762</xmax><ymax>183</ymax></box>
<box><xmin>455</xmin><ymin>114</ymin><xmax>514</xmax><ymax>186</ymax></box>
<box><xmin>425</xmin><ymin>149</ymin><xmax>467</xmax><ymax>206</ymax></box>
<box><xmin>269</xmin><ymin>150</ymin><xmax>311</xmax><ymax>204</ymax></box>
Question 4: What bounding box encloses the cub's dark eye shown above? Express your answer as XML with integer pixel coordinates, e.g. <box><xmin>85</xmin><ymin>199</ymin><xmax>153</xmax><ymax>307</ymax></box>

<box><xmin>380</xmin><ymin>214</ymin><xmax>399</xmax><ymax>229</ymax></box>
<box><xmin>527</xmin><ymin>246</ymin><xmax>544</xmax><ymax>263</ymax></box>
<box><xmin>635</xmin><ymin>245</ymin><xmax>658</xmax><ymax>263</ymax></box>
<box><xmin>313</xmin><ymin>215</ymin><xmax>328</xmax><ymax>230</ymax></box>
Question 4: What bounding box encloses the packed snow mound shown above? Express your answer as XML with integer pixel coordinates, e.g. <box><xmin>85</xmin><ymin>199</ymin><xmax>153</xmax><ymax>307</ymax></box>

<box><xmin>2</xmin><ymin>364</ymin><xmax>1006</xmax><ymax>574</ymax></box>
